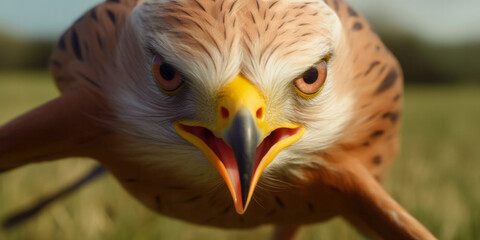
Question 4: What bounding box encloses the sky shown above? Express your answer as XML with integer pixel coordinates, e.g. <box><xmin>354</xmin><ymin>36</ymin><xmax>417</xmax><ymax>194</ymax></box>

<box><xmin>1</xmin><ymin>0</ymin><xmax>479</xmax><ymax>45</ymax></box>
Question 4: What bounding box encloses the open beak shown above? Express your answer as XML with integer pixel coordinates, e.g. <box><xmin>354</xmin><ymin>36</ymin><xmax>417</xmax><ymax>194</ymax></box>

<box><xmin>174</xmin><ymin>75</ymin><xmax>305</xmax><ymax>214</ymax></box>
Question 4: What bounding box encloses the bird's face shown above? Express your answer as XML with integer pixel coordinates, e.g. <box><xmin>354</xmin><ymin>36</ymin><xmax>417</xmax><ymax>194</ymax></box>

<box><xmin>110</xmin><ymin>0</ymin><xmax>353</xmax><ymax>214</ymax></box>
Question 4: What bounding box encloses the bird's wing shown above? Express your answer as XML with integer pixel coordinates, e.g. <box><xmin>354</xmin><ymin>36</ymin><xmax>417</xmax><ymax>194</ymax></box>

<box><xmin>50</xmin><ymin>0</ymin><xmax>139</xmax><ymax>93</ymax></box>
<box><xmin>0</xmin><ymin>0</ymin><xmax>138</xmax><ymax>171</ymax></box>
<box><xmin>325</xmin><ymin>0</ymin><xmax>403</xmax><ymax>177</ymax></box>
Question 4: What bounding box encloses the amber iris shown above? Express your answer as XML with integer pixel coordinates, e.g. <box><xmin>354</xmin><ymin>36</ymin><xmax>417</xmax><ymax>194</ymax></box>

<box><xmin>151</xmin><ymin>55</ymin><xmax>183</xmax><ymax>94</ymax></box>
<box><xmin>294</xmin><ymin>60</ymin><xmax>327</xmax><ymax>97</ymax></box>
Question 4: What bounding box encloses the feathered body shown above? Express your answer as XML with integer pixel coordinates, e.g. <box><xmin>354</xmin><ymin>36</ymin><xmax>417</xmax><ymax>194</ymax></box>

<box><xmin>0</xmin><ymin>0</ymin><xmax>434</xmax><ymax>239</ymax></box>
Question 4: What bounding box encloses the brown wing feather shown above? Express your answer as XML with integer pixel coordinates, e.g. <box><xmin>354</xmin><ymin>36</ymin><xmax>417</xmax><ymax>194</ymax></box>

<box><xmin>50</xmin><ymin>0</ymin><xmax>139</xmax><ymax>93</ymax></box>
<box><xmin>0</xmin><ymin>0</ymin><xmax>139</xmax><ymax>170</ymax></box>
<box><xmin>324</xmin><ymin>0</ymin><xmax>403</xmax><ymax>181</ymax></box>
<box><xmin>298</xmin><ymin>1</ymin><xmax>435</xmax><ymax>239</ymax></box>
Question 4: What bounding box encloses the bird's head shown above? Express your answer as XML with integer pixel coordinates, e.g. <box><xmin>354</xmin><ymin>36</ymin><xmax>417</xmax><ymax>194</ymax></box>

<box><xmin>109</xmin><ymin>0</ymin><xmax>353</xmax><ymax>214</ymax></box>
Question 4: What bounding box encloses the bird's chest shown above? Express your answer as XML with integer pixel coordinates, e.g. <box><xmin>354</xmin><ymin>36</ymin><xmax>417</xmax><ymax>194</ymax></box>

<box><xmin>105</xmin><ymin>161</ymin><xmax>340</xmax><ymax>228</ymax></box>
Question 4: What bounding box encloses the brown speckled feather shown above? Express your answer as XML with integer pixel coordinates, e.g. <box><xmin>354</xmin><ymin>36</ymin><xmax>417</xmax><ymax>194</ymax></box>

<box><xmin>50</xmin><ymin>0</ymin><xmax>139</xmax><ymax>93</ymax></box>
<box><xmin>0</xmin><ymin>0</ymin><xmax>435</xmax><ymax>239</ymax></box>
<box><xmin>323</xmin><ymin>0</ymin><xmax>403</xmax><ymax>181</ymax></box>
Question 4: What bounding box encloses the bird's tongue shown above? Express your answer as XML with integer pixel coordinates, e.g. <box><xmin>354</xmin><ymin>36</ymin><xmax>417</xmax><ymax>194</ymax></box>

<box><xmin>213</xmin><ymin>137</ymin><xmax>243</xmax><ymax>205</ymax></box>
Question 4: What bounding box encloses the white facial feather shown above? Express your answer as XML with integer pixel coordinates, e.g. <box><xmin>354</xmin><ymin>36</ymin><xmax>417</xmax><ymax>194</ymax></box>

<box><xmin>107</xmin><ymin>0</ymin><xmax>353</xmax><ymax>184</ymax></box>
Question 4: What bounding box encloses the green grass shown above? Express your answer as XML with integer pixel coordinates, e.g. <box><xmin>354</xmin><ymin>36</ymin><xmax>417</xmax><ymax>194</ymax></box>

<box><xmin>0</xmin><ymin>72</ymin><xmax>479</xmax><ymax>239</ymax></box>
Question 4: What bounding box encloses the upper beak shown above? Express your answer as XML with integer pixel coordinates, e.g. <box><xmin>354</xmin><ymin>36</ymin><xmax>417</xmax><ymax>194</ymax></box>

<box><xmin>174</xmin><ymin>75</ymin><xmax>304</xmax><ymax>214</ymax></box>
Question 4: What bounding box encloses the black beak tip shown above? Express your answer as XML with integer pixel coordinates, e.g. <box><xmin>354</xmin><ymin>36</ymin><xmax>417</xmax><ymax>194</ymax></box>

<box><xmin>240</xmin><ymin>176</ymin><xmax>251</xmax><ymax>209</ymax></box>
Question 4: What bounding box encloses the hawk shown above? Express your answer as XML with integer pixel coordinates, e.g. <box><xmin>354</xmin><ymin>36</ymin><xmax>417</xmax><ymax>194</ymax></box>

<box><xmin>0</xmin><ymin>0</ymin><xmax>435</xmax><ymax>239</ymax></box>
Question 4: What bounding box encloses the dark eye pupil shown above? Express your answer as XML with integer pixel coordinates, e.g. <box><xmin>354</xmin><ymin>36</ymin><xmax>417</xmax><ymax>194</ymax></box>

<box><xmin>303</xmin><ymin>68</ymin><xmax>318</xmax><ymax>84</ymax></box>
<box><xmin>160</xmin><ymin>63</ymin><xmax>176</xmax><ymax>81</ymax></box>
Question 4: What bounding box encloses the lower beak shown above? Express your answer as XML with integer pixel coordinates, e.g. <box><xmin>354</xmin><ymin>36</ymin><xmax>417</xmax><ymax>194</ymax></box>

<box><xmin>174</xmin><ymin>76</ymin><xmax>304</xmax><ymax>214</ymax></box>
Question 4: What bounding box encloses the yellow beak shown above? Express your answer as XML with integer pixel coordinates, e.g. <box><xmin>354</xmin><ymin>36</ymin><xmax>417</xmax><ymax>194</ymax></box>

<box><xmin>174</xmin><ymin>75</ymin><xmax>304</xmax><ymax>214</ymax></box>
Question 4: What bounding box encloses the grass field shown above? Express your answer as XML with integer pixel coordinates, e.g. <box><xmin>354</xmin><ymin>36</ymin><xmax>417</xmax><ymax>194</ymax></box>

<box><xmin>0</xmin><ymin>71</ymin><xmax>479</xmax><ymax>240</ymax></box>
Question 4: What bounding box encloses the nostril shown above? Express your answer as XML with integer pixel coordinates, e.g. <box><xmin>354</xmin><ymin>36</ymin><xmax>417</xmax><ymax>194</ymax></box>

<box><xmin>221</xmin><ymin>107</ymin><xmax>229</xmax><ymax>119</ymax></box>
<box><xmin>256</xmin><ymin>107</ymin><xmax>264</xmax><ymax>120</ymax></box>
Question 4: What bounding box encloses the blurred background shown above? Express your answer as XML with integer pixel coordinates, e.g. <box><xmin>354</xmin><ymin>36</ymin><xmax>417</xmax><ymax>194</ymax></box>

<box><xmin>0</xmin><ymin>0</ymin><xmax>479</xmax><ymax>239</ymax></box>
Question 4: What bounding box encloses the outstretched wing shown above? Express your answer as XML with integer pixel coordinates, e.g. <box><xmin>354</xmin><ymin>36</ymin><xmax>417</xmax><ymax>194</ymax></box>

<box><xmin>0</xmin><ymin>0</ymin><xmax>138</xmax><ymax>171</ymax></box>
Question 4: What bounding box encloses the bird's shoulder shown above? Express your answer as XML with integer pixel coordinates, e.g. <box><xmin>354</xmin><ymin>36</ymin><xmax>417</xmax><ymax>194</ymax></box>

<box><xmin>49</xmin><ymin>0</ymin><xmax>139</xmax><ymax>93</ymax></box>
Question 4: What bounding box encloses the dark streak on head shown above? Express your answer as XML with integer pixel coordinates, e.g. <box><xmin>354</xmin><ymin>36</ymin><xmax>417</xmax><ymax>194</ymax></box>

<box><xmin>352</xmin><ymin>22</ymin><xmax>363</xmax><ymax>31</ymax></box>
<box><xmin>179</xmin><ymin>9</ymin><xmax>193</xmax><ymax>17</ymax></box>
<box><xmin>364</xmin><ymin>61</ymin><xmax>380</xmax><ymax>76</ymax></box>
<box><xmin>367</xmin><ymin>112</ymin><xmax>379</xmax><ymax>121</ymax></box>
<box><xmin>194</xmin><ymin>0</ymin><xmax>206</xmax><ymax>12</ymax></box>
<box><xmin>106</xmin><ymin>9</ymin><xmax>116</xmax><ymax>24</ymax></box>
<box><xmin>295</xmin><ymin>12</ymin><xmax>304</xmax><ymax>17</ymax></box>
<box><xmin>332</xmin><ymin>0</ymin><xmax>339</xmax><ymax>11</ymax></box>
<box><xmin>96</xmin><ymin>32</ymin><xmax>104</xmax><ymax>48</ymax></box>
<box><xmin>90</xmin><ymin>9</ymin><xmax>98</xmax><ymax>21</ymax></box>
<box><xmin>271</xmin><ymin>12</ymin><xmax>276</xmax><ymax>21</ymax></box>
<box><xmin>71</xmin><ymin>30</ymin><xmax>83</xmax><ymax>61</ymax></box>
<box><xmin>269</xmin><ymin>1</ymin><xmax>279</xmax><ymax>9</ymax></box>
<box><xmin>375</xmin><ymin>69</ymin><xmax>399</xmax><ymax>94</ymax></box>
<box><xmin>229</xmin><ymin>0</ymin><xmax>237</xmax><ymax>13</ymax></box>
<box><xmin>373</xmin><ymin>155</ymin><xmax>382</xmax><ymax>165</ymax></box>
<box><xmin>347</xmin><ymin>6</ymin><xmax>358</xmax><ymax>16</ymax></box>
<box><xmin>220</xmin><ymin>0</ymin><xmax>224</xmax><ymax>11</ymax></box>
<box><xmin>382</xmin><ymin>111</ymin><xmax>400</xmax><ymax>123</ymax></box>
<box><xmin>361</xmin><ymin>103</ymin><xmax>371</xmax><ymax>109</ymax></box>
<box><xmin>370</xmin><ymin>130</ymin><xmax>385</xmax><ymax>138</ymax></box>
<box><xmin>206</xmin><ymin>31</ymin><xmax>220</xmax><ymax>54</ymax></box>
<box><xmin>377</xmin><ymin>65</ymin><xmax>386</xmax><ymax>77</ymax></box>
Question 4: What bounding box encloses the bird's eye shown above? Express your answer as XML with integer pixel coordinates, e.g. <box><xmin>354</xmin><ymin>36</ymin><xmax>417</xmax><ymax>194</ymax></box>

<box><xmin>294</xmin><ymin>60</ymin><xmax>327</xmax><ymax>99</ymax></box>
<box><xmin>151</xmin><ymin>55</ymin><xmax>184</xmax><ymax>95</ymax></box>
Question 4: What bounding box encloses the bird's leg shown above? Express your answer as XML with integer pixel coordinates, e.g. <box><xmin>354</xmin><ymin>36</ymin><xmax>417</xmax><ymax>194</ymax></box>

<box><xmin>0</xmin><ymin>90</ymin><xmax>108</xmax><ymax>171</ymax></box>
<box><xmin>272</xmin><ymin>225</ymin><xmax>300</xmax><ymax>240</ymax></box>
<box><xmin>302</xmin><ymin>159</ymin><xmax>436</xmax><ymax>240</ymax></box>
